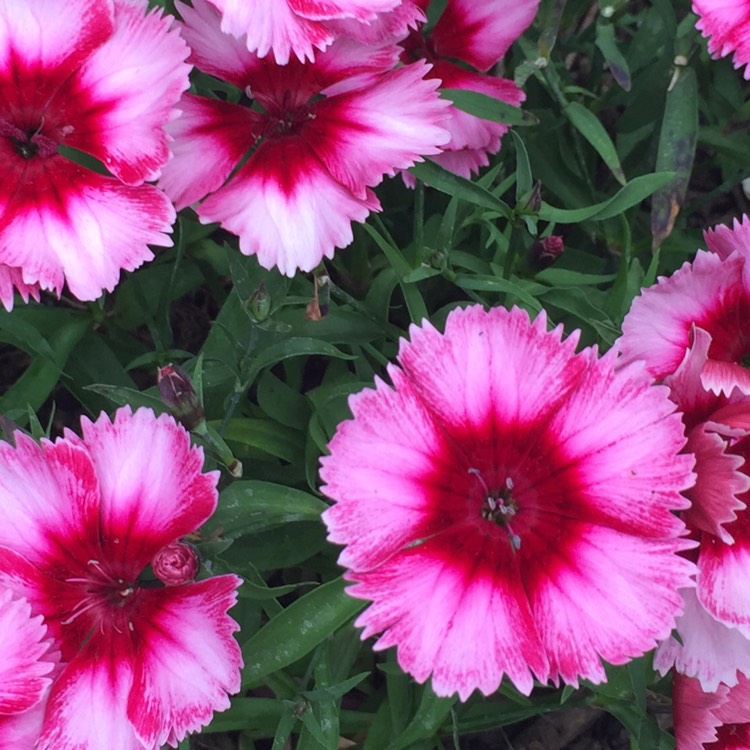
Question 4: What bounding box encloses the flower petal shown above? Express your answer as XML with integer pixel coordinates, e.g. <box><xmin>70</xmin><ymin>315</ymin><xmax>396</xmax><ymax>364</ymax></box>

<box><xmin>306</xmin><ymin>60</ymin><xmax>450</xmax><ymax>196</ymax></box>
<box><xmin>327</xmin><ymin>2</ymin><xmax>424</xmax><ymax>45</ymax></box>
<box><xmin>55</xmin><ymin>0</ymin><xmax>191</xmax><ymax>185</ymax></box>
<box><xmin>654</xmin><ymin>587</ymin><xmax>750</xmax><ymax>691</ymax></box>
<box><xmin>159</xmin><ymin>94</ymin><xmax>258</xmax><ymax>211</ymax></box>
<box><xmin>347</xmin><ymin>529</ymin><xmax>549</xmax><ymax>699</ymax></box>
<box><xmin>68</xmin><ymin>407</ymin><xmax>219</xmax><ymax>571</ymax></box>
<box><xmin>430</xmin><ymin>0</ymin><xmax>540</xmax><ymax>72</ymax></box>
<box><xmin>0</xmin><ymin>156</ymin><xmax>174</xmax><ymax>300</ymax></box>
<box><xmin>672</xmin><ymin>673</ymin><xmax>728</xmax><ymax>750</ymax></box>
<box><xmin>126</xmin><ymin>577</ymin><xmax>242</xmax><ymax>748</ymax></box>
<box><xmin>0</xmin><ymin>264</ymin><xmax>40</xmax><ymax>311</ymax></box>
<box><xmin>197</xmin><ymin>137</ymin><xmax>379</xmax><ymax>276</ymax></box>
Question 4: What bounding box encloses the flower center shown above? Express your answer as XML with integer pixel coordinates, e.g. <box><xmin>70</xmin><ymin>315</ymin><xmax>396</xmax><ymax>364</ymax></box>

<box><xmin>469</xmin><ymin>468</ymin><xmax>521</xmax><ymax>550</ymax></box>
<box><xmin>0</xmin><ymin>118</ymin><xmax>59</xmax><ymax>160</ymax></box>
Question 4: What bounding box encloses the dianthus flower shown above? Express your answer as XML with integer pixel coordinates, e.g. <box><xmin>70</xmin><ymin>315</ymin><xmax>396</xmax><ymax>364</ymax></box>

<box><xmin>400</xmin><ymin>0</ymin><xmax>540</xmax><ymax>179</ymax></box>
<box><xmin>0</xmin><ymin>0</ymin><xmax>191</xmax><ymax>310</ymax></box>
<box><xmin>0</xmin><ymin>407</ymin><xmax>242</xmax><ymax>749</ymax></box>
<box><xmin>160</xmin><ymin>0</ymin><xmax>450</xmax><ymax>276</ymax></box>
<box><xmin>321</xmin><ymin>304</ymin><xmax>695</xmax><ymax>699</ymax></box>
<box><xmin>673</xmin><ymin>673</ymin><xmax>750</xmax><ymax>750</ymax></box>
<box><xmin>693</xmin><ymin>0</ymin><xmax>750</xmax><ymax>78</ymax></box>
<box><xmin>201</xmin><ymin>0</ymin><xmax>424</xmax><ymax>64</ymax></box>
<box><xmin>618</xmin><ymin>217</ymin><xmax>750</xmax><ymax>690</ymax></box>
<box><xmin>0</xmin><ymin>586</ymin><xmax>58</xmax><ymax>747</ymax></box>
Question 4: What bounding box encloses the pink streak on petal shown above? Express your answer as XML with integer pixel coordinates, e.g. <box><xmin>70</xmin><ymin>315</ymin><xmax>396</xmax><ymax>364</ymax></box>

<box><xmin>672</xmin><ymin>673</ymin><xmax>728</xmax><ymax>750</ymax></box>
<box><xmin>432</xmin><ymin>61</ymin><xmax>524</xmax><ymax>151</ymax></box>
<box><xmin>308</xmin><ymin>61</ymin><xmax>450</xmax><ymax>196</ymax></box>
<box><xmin>37</xmin><ymin>635</ymin><xmax>140</xmax><ymax>750</ymax></box>
<box><xmin>127</xmin><ymin>577</ymin><xmax>242</xmax><ymax>747</ymax></box>
<box><xmin>683</xmin><ymin>422</ymin><xmax>749</xmax><ymax>543</ymax></box>
<box><xmin>654</xmin><ymin>587</ymin><xmax>750</xmax><ymax>691</ymax></box>
<box><xmin>159</xmin><ymin>94</ymin><xmax>258</xmax><ymax>210</ymax></box>
<box><xmin>693</xmin><ymin>0</ymin><xmax>750</xmax><ymax>78</ymax></box>
<box><xmin>618</xmin><ymin>250</ymin><xmax>750</xmax><ymax>381</ymax></box>
<box><xmin>69</xmin><ymin>407</ymin><xmax>219</xmax><ymax>572</ymax></box>
<box><xmin>290</xmin><ymin>0</ymin><xmax>401</xmax><ymax>21</ymax></box>
<box><xmin>0</xmin><ymin>156</ymin><xmax>173</xmax><ymax>300</ymax></box>
<box><xmin>198</xmin><ymin>137</ymin><xmax>379</xmax><ymax>276</ymax></box>
<box><xmin>0</xmin><ymin>587</ymin><xmax>56</xmax><ymax>714</ymax></box>
<box><xmin>431</xmin><ymin>0</ymin><xmax>540</xmax><ymax>72</ymax></box>
<box><xmin>0</xmin><ymin>0</ymin><xmax>114</xmax><ymax>114</ymax></box>
<box><xmin>0</xmin><ymin>264</ymin><xmax>40</xmax><ymax>311</ymax></box>
<box><xmin>55</xmin><ymin>0</ymin><xmax>191</xmax><ymax>186</ymax></box>
<box><xmin>205</xmin><ymin>0</ymin><xmax>332</xmax><ymax>64</ymax></box>
<box><xmin>177</xmin><ymin>0</ymin><xmax>262</xmax><ymax>89</ymax></box>
<box><xmin>702</xmin><ymin>359</ymin><xmax>750</xmax><ymax>397</ymax></box>
<box><xmin>347</xmin><ymin>531</ymin><xmax>549</xmax><ymax>699</ymax></box>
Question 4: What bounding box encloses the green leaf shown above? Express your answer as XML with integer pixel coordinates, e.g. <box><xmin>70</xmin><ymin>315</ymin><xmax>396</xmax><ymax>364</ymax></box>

<box><xmin>387</xmin><ymin>686</ymin><xmax>457</xmax><ymax>750</ymax></box>
<box><xmin>409</xmin><ymin>160</ymin><xmax>512</xmax><ymax>217</ymax></box>
<box><xmin>205</xmin><ymin>480</ymin><xmax>327</xmax><ymax>539</ymax></box>
<box><xmin>564</xmin><ymin>101</ymin><xmax>626</xmax><ymax>185</ymax></box>
<box><xmin>595</xmin><ymin>22</ymin><xmax>632</xmax><ymax>91</ymax></box>
<box><xmin>441</xmin><ymin>89</ymin><xmax>539</xmax><ymax>126</ymax></box>
<box><xmin>81</xmin><ymin>385</ymin><xmax>167</xmax><ymax>412</ymax></box>
<box><xmin>539</xmin><ymin>172</ymin><xmax>675</xmax><ymax>223</ymax></box>
<box><xmin>241</xmin><ymin>577</ymin><xmax>365</xmax><ymax>688</ymax></box>
<box><xmin>651</xmin><ymin>66</ymin><xmax>698</xmax><ymax>249</ymax></box>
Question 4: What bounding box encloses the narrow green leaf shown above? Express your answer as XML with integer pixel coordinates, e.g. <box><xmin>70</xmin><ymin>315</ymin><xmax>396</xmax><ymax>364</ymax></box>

<box><xmin>82</xmin><ymin>385</ymin><xmax>167</xmax><ymax>412</ymax></box>
<box><xmin>539</xmin><ymin>172</ymin><xmax>675</xmax><ymax>223</ymax></box>
<box><xmin>409</xmin><ymin>160</ymin><xmax>512</xmax><ymax>217</ymax></box>
<box><xmin>205</xmin><ymin>480</ymin><xmax>327</xmax><ymax>539</ymax></box>
<box><xmin>241</xmin><ymin>577</ymin><xmax>365</xmax><ymax>687</ymax></box>
<box><xmin>441</xmin><ymin>89</ymin><xmax>539</xmax><ymax>126</ymax></box>
<box><xmin>564</xmin><ymin>101</ymin><xmax>626</xmax><ymax>185</ymax></box>
<box><xmin>595</xmin><ymin>22</ymin><xmax>632</xmax><ymax>91</ymax></box>
<box><xmin>387</xmin><ymin>687</ymin><xmax>457</xmax><ymax>750</ymax></box>
<box><xmin>651</xmin><ymin>66</ymin><xmax>698</xmax><ymax>249</ymax></box>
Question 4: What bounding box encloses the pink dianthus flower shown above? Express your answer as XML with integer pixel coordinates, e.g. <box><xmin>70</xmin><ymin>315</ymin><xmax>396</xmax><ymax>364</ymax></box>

<box><xmin>160</xmin><ymin>0</ymin><xmax>450</xmax><ymax>276</ymax></box>
<box><xmin>0</xmin><ymin>407</ymin><xmax>242</xmax><ymax>749</ymax></box>
<box><xmin>0</xmin><ymin>0</ymin><xmax>191</xmax><ymax>310</ymax></box>
<box><xmin>321</xmin><ymin>304</ymin><xmax>695</xmax><ymax>700</ymax></box>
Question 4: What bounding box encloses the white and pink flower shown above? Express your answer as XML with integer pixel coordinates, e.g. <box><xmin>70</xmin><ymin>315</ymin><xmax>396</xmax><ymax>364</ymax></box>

<box><xmin>0</xmin><ymin>0</ymin><xmax>191</xmax><ymax>309</ymax></box>
<box><xmin>400</xmin><ymin>0</ymin><xmax>540</xmax><ymax>179</ymax></box>
<box><xmin>160</xmin><ymin>0</ymin><xmax>450</xmax><ymax>276</ymax></box>
<box><xmin>693</xmin><ymin>0</ymin><xmax>750</xmax><ymax>78</ymax></box>
<box><xmin>201</xmin><ymin>0</ymin><xmax>424</xmax><ymax>64</ymax></box>
<box><xmin>321</xmin><ymin>304</ymin><xmax>695</xmax><ymax>700</ymax></box>
<box><xmin>0</xmin><ymin>407</ymin><xmax>242</xmax><ymax>749</ymax></box>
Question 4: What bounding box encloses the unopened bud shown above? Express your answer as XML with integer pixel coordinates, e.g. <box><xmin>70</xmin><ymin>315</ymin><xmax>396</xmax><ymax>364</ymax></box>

<box><xmin>157</xmin><ymin>364</ymin><xmax>205</xmax><ymax>430</ymax></box>
<box><xmin>152</xmin><ymin>541</ymin><xmax>200</xmax><ymax>586</ymax></box>
<box><xmin>519</xmin><ymin>180</ymin><xmax>542</xmax><ymax>215</ymax></box>
<box><xmin>248</xmin><ymin>282</ymin><xmax>271</xmax><ymax>321</ymax></box>
<box><xmin>531</xmin><ymin>235</ymin><xmax>564</xmax><ymax>269</ymax></box>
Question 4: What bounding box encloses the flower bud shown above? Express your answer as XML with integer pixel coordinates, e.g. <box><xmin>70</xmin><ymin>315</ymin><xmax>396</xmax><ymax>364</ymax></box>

<box><xmin>152</xmin><ymin>542</ymin><xmax>199</xmax><ymax>586</ymax></box>
<box><xmin>530</xmin><ymin>235</ymin><xmax>564</xmax><ymax>269</ymax></box>
<box><xmin>248</xmin><ymin>282</ymin><xmax>271</xmax><ymax>321</ymax></box>
<box><xmin>157</xmin><ymin>364</ymin><xmax>205</xmax><ymax>430</ymax></box>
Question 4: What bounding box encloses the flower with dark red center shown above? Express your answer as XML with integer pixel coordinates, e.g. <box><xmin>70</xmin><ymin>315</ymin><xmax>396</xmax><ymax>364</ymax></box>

<box><xmin>159</xmin><ymin>0</ymin><xmax>450</xmax><ymax>276</ymax></box>
<box><xmin>321</xmin><ymin>304</ymin><xmax>695</xmax><ymax>699</ymax></box>
<box><xmin>0</xmin><ymin>407</ymin><xmax>242</xmax><ymax>749</ymax></box>
<box><xmin>0</xmin><ymin>0</ymin><xmax>190</xmax><ymax>309</ymax></box>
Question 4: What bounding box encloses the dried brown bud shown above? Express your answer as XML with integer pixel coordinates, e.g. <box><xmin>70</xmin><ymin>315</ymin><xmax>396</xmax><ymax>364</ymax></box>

<box><xmin>152</xmin><ymin>541</ymin><xmax>200</xmax><ymax>586</ymax></box>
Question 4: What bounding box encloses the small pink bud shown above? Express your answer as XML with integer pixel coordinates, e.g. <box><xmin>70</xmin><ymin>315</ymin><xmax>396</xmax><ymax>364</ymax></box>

<box><xmin>157</xmin><ymin>364</ymin><xmax>205</xmax><ymax>430</ymax></box>
<box><xmin>152</xmin><ymin>542</ymin><xmax>199</xmax><ymax>586</ymax></box>
<box><xmin>531</xmin><ymin>235</ymin><xmax>564</xmax><ymax>269</ymax></box>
